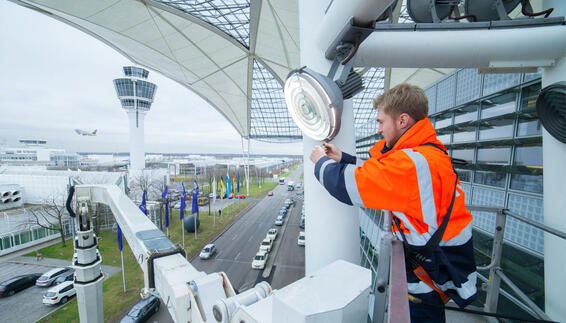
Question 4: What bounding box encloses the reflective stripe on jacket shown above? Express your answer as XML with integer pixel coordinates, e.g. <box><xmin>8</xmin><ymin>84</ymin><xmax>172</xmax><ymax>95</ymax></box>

<box><xmin>314</xmin><ymin>118</ymin><xmax>477</xmax><ymax>307</ymax></box>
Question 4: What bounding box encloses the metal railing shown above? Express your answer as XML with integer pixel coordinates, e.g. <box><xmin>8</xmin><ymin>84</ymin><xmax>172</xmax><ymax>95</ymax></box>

<box><xmin>467</xmin><ymin>205</ymin><xmax>566</xmax><ymax>322</ymax></box>
<box><xmin>372</xmin><ymin>212</ymin><xmax>411</xmax><ymax>323</ymax></box>
<box><xmin>369</xmin><ymin>206</ymin><xmax>566</xmax><ymax>322</ymax></box>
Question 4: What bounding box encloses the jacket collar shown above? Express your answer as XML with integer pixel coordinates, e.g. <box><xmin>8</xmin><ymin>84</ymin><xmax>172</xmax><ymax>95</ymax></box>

<box><xmin>369</xmin><ymin>118</ymin><xmax>444</xmax><ymax>158</ymax></box>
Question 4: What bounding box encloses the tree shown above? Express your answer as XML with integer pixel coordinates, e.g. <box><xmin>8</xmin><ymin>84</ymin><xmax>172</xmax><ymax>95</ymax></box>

<box><xmin>129</xmin><ymin>169</ymin><xmax>167</xmax><ymax>200</ymax></box>
<box><xmin>25</xmin><ymin>194</ymin><xmax>69</xmax><ymax>248</ymax></box>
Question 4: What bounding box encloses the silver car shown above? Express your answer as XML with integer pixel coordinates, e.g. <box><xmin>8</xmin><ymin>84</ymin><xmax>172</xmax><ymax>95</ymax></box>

<box><xmin>36</xmin><ymin>267</ymin><xmax>73</xmax><ymax>287</ymax></box>
<box><xmin>199</xmin><ymin>244</ymin><xmax>217</xmax><ymax>259</ymax></box>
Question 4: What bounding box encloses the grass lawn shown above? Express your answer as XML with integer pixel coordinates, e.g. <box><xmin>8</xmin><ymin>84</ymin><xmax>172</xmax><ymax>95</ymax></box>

<box><xmin>32</xmin><ymin>201</ymin><xmax>252</xmax><ymax>322</ymax></box>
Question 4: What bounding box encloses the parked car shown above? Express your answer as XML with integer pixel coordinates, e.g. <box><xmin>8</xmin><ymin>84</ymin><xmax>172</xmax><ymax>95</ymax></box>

<box><xmin>267</xmin><ymin>191</ymin><xmax>273</xmax><ymax>196</ymax></box>
<box><xmin>252</xmin><ymin>251</ymin><xmax>268</xmax><ymax>269</ymax></box>
<box><xmin>199</xmin><ymin>244</ymin><xmax>217</xmax><ymax>260</ymax></box>
<box><xmin>237</xmin><ymin>194</ymin><xmax>246</xmax><ymax>199</ymax></box>
<box><xmin>54</xmin><ymin>269</ymin><xmax>75</xmax><ymax>285</ymax></box>
<box><xmin>42</xmin><ymin>281</ymin><xmax>75</xmax><ymax>305</ymax></box>
<box><xmin>278</xmin><ymin>209</ymin><xmax>286</xmax><ymax>218</ymax></box>
<box><xmin>36</xmin><ymin>267</ymin><xmax>73</xmax><ymax>287</ymax></box>
<box><xmin>266</xmin><ymin>228</ymin><xmax>278</xmax><ymax>241</ymax></box>
<box><xmin>298</xmin><ymin>232</ymin><xmax>305</xmax><ymax>246</ymax></box>
<box><xmin>228</xmin><ymin>193</ymin><xmax>234</xmax><ymax>199</ymax></box>
<box><xmin>208</xmin><ymin>193</ymin><xmax>214</xmax><ymax>198</ymax></box>
<box><xmin>259</xmin><ymin>238</ymin><xmax>273</xmax><ymax>253</ymax></box>
<box><xmin>121</xmin><ymin>295</ymin><xmax>161</xmax><ymax>323</ymax></box>
<box><xmin>0</xmin><ymin>273</ymin><xmax>41</xmax><ymax>297</ymax></box>
<box><xmin>173</xmin><ymin>202</ymin><xmax>181</xmax><ymax>209</ymax></box>
<box><xmin>275</xmin><ymin>216</ymin><xmax>284</xmax><ymax>226</ymax></box>
<box><xmin>299</xmin><ymin>217</ymin><xmax>305</xmax><ymax>229</ymax></box>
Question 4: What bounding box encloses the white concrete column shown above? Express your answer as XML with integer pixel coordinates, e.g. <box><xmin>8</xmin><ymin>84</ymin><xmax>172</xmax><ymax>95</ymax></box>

<box><xmin>542</xmin><ymin>3</ymin><xmax>566</xmax><ymax>320</ymax></box>
<box><xmin>300</xmin><ymin>0</ymin><xmax>360</xmax><ymax>275</ymax></box>
<box><xmin>126</xmin><ymin>110</ymin><xmax>146</xmax><ymax>170</ymax></box>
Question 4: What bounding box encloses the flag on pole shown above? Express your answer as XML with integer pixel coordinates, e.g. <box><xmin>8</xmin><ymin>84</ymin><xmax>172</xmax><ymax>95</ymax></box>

<box><xmin>192</xmin><ymin>179</ymin><xmax>199</xmax><ymax>214</ymax></box>
<box><xmin>220</xmin><ymin>178</ymin><xmax>225</xmax><ymax>200</ymax></box>
<box><xmin>162</xmin><ymin>186</ymin><xmax>169</xmax><ymax>229</ymax></box>
<box><xmin>237</xmin><ymin>171</ymin><xmax>240</xmax><ymax>194</ymax></box>
<box><xmin>180</xmin><ymin>183</ymin><xmax>186</xmax><ymax>220</ymax></box>
<box><xmin>212</xmin><ymin>177</ymin><xmax>217</xmax><ymax>202</ymax></box>
<box><xmin>226</xmin><ymin>174</ymin><xmax>231</xmax><ymax>198</ymax></box>
<box><xmin>139</xmin><ymin>190</ymin><xmax>147</xmax><ymax>215</ymax></box>
<box><xmin>117</xmin><ymin>224</ymin><xmax>123</xmax><ymax>251</ymax></box>
<box><xmin>232</xmin><ymin>173</ymin><xmax>236</xmax><ymax>194</ymax></box>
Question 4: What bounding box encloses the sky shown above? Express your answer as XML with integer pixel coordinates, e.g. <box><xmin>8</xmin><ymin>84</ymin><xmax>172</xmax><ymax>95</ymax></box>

<box><xmin>0</xmin><ymin>1</ymin><xmax>302</xmax><ymax>155</ymax></box>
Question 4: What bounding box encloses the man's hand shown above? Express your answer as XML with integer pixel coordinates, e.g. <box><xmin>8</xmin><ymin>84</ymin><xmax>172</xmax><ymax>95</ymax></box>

<box><xmin>310</xmin><ymin>145</ymin><xmax>326</xmax><ymax>164</ymax></box>
<box><xmin>323</xmin><ymin>142</ymin><xmax>342</xmax><ymax>162</ymax></box>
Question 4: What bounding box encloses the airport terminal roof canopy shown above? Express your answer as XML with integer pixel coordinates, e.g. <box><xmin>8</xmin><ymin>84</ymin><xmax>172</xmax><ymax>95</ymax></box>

<box><xmin>13</xmin><ymin>0</ymin><xmax>304</xmax><ymax>141</ymax></box>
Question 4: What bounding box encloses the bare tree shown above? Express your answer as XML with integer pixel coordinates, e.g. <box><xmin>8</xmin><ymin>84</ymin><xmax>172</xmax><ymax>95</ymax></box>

<box><xmin>129</xmin><ymin>170</ymin><xmax>167</xmax><ymax>200</ymax></box>
<box><xmin>25</xmin><ymin>195</ymin><xmax>69</xmax><ymax>248</ymax></box>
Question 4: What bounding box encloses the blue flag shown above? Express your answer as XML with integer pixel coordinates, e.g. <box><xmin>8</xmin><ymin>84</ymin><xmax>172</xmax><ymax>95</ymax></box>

<box><xmin>192</xmin><ymin>179</ymin><xmax>199</xmax><ymax>214</ymax></box>
<box><xmin>162</xmin><ymin>186</ymin><xmax>169</xmax><ymax>228</ymax></box>
<box><xmin>226</xmin><ymin>175</ymin><xmax>231</xmax><ymax>198</ymax></box>
<box><xmin>139</xmin><ymin>190</ymin><xmax>147</xmax><ymax>215</ymax></box>
<box><xmin>237</xmin><ymin>172</ymin><xmax>240</xmax><ymax>194</ymax></box>
<box><xmin>165</xmin><ymin>197</ymin><xmax>169</xmax><ymax>228</ymax></box>
<box><xmin>180</xmin><ymin>183</ymin><xmax>186</xmax><ymax>220</ymax></box>
<box><xmin>117</xmin><ymin>224</ymin><xmax>123</xmax><ymax>251</ymax></box>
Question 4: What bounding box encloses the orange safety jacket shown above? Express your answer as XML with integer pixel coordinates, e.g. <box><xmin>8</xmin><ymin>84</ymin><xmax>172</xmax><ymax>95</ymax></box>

<box><xmin>314</xmin><ymin>118</ymin><xmax>477</xmax><ymax>307</ymax></box>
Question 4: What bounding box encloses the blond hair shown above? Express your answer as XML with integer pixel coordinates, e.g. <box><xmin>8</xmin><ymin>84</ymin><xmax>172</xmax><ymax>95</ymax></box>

<box><xmin>373</xmin><ymin>83</ymin><xmax>428</xmax><ymax>121</ymax></box>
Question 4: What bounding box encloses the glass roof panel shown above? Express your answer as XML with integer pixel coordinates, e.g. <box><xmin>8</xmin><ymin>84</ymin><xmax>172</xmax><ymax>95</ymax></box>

<box><xmin>250</xmin><ymin>59</ymin><xmax>302</xmax><ymax>142</ymax></box>
<box><xmin>155</xmin><ymin>0</ymin><xmax>251</xmax><ymax>47</ymax></box>
<box><xmin>353</xmin><ymin>67</ymin><xmax>385</xmax><ymax>129</ymax></box>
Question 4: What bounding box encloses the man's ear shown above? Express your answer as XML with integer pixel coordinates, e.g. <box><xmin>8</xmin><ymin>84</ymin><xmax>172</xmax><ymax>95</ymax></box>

<box><xmin>398</xmin><ymin>113</ymin><xmax>411</xmax><ymax>129</ymax></box>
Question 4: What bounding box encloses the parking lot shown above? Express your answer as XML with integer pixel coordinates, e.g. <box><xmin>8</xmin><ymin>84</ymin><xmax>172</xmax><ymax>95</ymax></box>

<box><xmin>0</xmin><ymin>257</ymin><xmax>119</xmax><ymax>322</ymax></box>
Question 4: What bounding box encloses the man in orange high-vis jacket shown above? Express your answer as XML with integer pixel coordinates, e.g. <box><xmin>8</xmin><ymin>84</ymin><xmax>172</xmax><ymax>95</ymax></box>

<box><xmin>310</xmin><ymin>83</ymin><xmax>477</xmax><ymax>322</ymax></box>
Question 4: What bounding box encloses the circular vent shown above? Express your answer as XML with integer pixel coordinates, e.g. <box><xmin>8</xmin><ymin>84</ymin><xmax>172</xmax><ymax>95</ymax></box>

<box><xmin>536</xmin><ymin>82</ymin><xmax>566</xmax><ymax>144</ymax></box>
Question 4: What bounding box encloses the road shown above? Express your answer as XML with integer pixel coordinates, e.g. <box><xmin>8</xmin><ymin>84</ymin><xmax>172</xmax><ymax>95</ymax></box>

<box><xmin>191</xmin><ymin>166</ymin><xmax>304</xmax><ymax>291</ymax></box>
<box><xmin>150</xmin><ymin>167</ymin><xmax>304</xmax><ymax>322</ymax></box>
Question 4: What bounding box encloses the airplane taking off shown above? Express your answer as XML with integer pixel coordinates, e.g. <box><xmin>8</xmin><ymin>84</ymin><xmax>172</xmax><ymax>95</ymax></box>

<box><xmin>75</xmin><ymin>129</ymin><xmax>98</xmax><ymax>136</ymax></box>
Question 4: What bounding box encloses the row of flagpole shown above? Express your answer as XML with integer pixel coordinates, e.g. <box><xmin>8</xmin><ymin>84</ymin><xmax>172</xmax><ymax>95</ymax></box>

<box><xmin>116</xmin><ymin>168</ymin><xmax>244</xmax><ymax>293</ymax></box>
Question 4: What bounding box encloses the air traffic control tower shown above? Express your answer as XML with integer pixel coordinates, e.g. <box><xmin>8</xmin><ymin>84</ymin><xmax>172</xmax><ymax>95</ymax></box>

<box><xmin>113</xmin><ymin>67</ymin><xmax>157</xmax><ymax>170</ymax></box>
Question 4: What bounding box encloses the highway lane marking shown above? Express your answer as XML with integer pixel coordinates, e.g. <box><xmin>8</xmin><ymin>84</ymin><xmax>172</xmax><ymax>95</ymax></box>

<box><xmin>235</xmin><ymin>252</ymin><xmax>241</xmax><ymax>260</ymax></box>
<box><xmin>214</xmin><ymin>258</ymin><xmax>250</xmax><ymax>265</ymax></box>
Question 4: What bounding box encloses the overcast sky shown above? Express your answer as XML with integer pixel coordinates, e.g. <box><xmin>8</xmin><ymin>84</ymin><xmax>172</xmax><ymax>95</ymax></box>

<box><xmin>0</xmin><ymin>1</ymin><xmax>302</xmax><ymax>155</ymax></box>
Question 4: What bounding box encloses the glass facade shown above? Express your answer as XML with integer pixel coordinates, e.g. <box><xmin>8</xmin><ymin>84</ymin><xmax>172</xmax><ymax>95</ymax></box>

<box><xmin>355</xmin><ymin>68</ymin><xmax>545</xmax><ymax>319</ymax></box>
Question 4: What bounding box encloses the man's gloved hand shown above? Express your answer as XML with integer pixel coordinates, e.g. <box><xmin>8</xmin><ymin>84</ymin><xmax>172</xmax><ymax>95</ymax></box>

<box><xmin>323</xmin><ymin>142</ymin><xmax>342</xmax><ymax>162</ymax></box>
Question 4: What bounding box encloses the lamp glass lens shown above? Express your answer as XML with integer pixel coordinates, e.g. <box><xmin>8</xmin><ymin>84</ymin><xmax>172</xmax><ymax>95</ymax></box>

<box><xmin>284</xmin><ymin>72</ymin><xmax>332</xmax><ymax>141</ymax></box>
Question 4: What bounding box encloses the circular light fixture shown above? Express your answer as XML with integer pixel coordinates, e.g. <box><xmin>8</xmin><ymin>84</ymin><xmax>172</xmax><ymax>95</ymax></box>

<box><xmin>536</xmin><ymin>81</ymin><xmax>566</xmax><ymax>144</ymax></box>
<box><xmin>284</xmin><ymin>68</ymin><xmax>343</xmax><ymax>141</ymax></box>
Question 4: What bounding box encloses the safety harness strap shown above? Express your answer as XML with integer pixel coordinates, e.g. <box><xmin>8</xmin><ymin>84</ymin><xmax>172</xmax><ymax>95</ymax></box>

<box><xmin>392</xmin><ymin>143</ymin><xmax>460</xmax><ymax>303</ymax></box>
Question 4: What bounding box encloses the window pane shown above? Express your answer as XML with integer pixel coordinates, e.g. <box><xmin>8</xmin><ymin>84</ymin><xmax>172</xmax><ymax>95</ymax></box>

<box><xmin>481</xmin><ymin>93</ymin><xmax>517</xmax><ymax>119</ymax></box>
<box><xmin>520</xmin><ymin>83</ymin><xmax>540</xmax><ymax>112</ymax></box>
<box><xmin>454</xmin><ymin>103</ymin><xmax>478</xmax><ymax>125</ymax></box>
<box><xmin>456</xmin><ymin>169</ymin><xmax>473</xmax><ymax>183</ymax></box>
<box><xmin>514</xmin><ymin>145</ymin><xmax>542</xmax><ymax>167</ymax></box>
<box><xmin>474</xmin><ymin>170</ymin><xmax>506</xmax><ymax>187</ymax></box>
<box><xmin>453</xmin><ymin>124</ymin><xmax>476</xmax><ymax>143</ymax></box>
<box><xmin>510</xmin><ymin>174</ymin><xmax>543</xmax><ymax>193</ymax></box>
<box><xmin>434</xmin><ymin>114</ymin><xmax>452</xmax><ymax>129</ymax></box>
<box><xmin>477</xmin><ymin>147</ymin><xmax>511</xmax><ymax>164</ymax></box>
<box><xmin>451</xmin><ymin>148</ymin><xmax>474</xmax><ymax>163</ymax></box>
<box><xmin>479</xmin><ymin>118</ymin><xmax>514</xmax><ymax>140</ymax></box>
<box><xmin>517</xmin><ymin>111</ymin><xmax>541</xmax><ymax>137</ymax></box>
